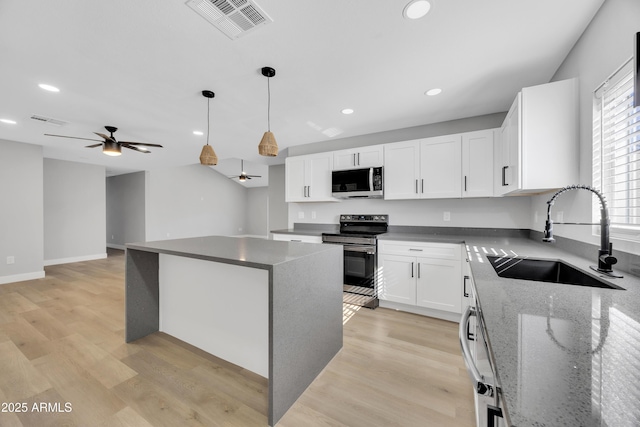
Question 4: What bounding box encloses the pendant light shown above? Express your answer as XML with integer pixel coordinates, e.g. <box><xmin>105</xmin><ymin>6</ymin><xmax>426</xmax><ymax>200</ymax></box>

<box><xmin>199</xmin><ymin>90</ymin><xmax>218</xmax><ymax>165</ymax></box>
<box><xmin>258</xmin><ymin>66</ymin><xmax>278</xmax><ymax>157</ymax></box>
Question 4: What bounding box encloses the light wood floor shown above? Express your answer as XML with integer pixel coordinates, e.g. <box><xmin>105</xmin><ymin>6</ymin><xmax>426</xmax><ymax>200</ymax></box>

<box><xmin>0</xmin><ymin>249</ymin><xmax>475</xmax><ymax>426</ymax></box>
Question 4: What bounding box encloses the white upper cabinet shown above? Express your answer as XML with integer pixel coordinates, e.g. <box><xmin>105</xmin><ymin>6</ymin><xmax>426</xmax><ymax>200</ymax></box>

<box><xmin>495</xmin><ymin>78</ymin><xmax>578</xmax><ymax>195</ymax></box>
<box><xmin>383</xmin><ymin>140</ymin><xmax>421</xmax><ymax>200</ymax></box>
<box><xmin>462</xmin><ymin>129</ymin><xmax>495</xmax><ymax>198</ymax></box>
<box><xmin>285</xmin><ymin>152</ymin><xmax>335</xmax><ymax>202</ymax></box>
<box><xmin>333</xmin><ymin>145</ymin><xmax>384</xmax><ymax>170</ymax></box>
<box><xmin>420</xmin><ymin>134</ymin><xmax>462</xmax><ymax>199</ymax></box>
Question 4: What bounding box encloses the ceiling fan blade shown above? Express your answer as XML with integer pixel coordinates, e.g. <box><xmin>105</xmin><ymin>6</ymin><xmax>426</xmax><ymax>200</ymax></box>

<box><xmin>44</xmin><ymin>134</ymin><xmax>104</xmax><ymax>142</ymax></box>
<box><xmin>119</xmin><ymin>141</ymin><xmax>163</xmax><ymax>148</ymax></box>
<box><xmin>246</xmin><ymin>175</ymin><xmax>262</xmax><ymax>178</ymax></box>
<box><xmin>94</xmin><ymin>132</ymin><xmax>115</xmax><ymax>141</ymax></box>
<box><xmin>85</xmin><ymin>143</ymin><xmax>103</xmax><ymax>148</ymax></box>
<box><xmin>122</xmin><ymin>144</ymin><xmax>151</xmax><ymax>153</ymax></box>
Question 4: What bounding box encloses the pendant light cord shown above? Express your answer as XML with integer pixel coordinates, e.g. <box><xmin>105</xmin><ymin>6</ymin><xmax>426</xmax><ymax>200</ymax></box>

<box><xmin>267</xmin><ymin>77</ymin><xmax>271</xmax><ymax>132</ymax></box>
<box><xmin>206</xmin><ymin>97</ymin><xmax>211</xmax><ymax>146</ymax></box>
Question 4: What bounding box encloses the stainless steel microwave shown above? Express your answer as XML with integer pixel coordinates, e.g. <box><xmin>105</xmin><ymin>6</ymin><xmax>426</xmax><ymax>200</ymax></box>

<box><xmin>331</xmin><ymin>167</ymin><xmax>383</xmax><ymax>199</ymax></box>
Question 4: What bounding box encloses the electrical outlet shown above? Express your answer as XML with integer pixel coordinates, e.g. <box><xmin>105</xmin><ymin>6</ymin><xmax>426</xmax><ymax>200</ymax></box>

<box><xmin>298</xmin><ymin>211</ymin><xmax>305</xmax><ymax>219</ymax></box>
<box><xmin>6</xmin><ymin>256</ymin><xmax>15</xmax><ymax>265</ymax></box>
<box><xmin>443</xmin><ymin>211</ymin><xmax>451</xmax><ymax>222</ymax></box>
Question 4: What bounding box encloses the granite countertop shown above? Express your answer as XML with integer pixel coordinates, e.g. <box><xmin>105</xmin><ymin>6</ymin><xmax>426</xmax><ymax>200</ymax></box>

<box><xmin>126</xmin><ymin>235</ymin><xmax>341</xmax><ymax>270</ymax></box>
<box><xmin>457</xmin><ymin>236</ymin><xmax>640</xmax><ymax>427</ymax></box>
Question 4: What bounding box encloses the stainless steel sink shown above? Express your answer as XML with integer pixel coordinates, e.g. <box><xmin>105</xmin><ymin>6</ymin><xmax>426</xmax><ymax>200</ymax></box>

<box><xmin>486</xmin><ymin>255</ymin><xmax>625</xmax><ymax>290</ymax></box>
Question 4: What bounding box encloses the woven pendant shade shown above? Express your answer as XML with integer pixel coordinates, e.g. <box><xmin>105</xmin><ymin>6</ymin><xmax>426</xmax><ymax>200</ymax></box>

<box><xmin>258</xmin><ymin>131</ymin><xmax>278</xmax><ymax>157</ymax></box>
<box><xmin>199</xmin><ymin>144</ymin><xmax>218</xmax><ymax>165</ymax></box>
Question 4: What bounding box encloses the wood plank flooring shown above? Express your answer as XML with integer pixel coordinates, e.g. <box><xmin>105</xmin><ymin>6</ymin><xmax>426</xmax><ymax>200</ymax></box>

<box><xmin>0</xmin><ymin>249</ymin><xmax>475</xmax><ymax>426</ymax></box>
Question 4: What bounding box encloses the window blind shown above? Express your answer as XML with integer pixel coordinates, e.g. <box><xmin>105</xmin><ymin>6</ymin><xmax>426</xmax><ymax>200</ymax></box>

<box><xmin>593</xmin><ymin>60</ymin><xmax>640</xmax><ymax>238</ymax></box>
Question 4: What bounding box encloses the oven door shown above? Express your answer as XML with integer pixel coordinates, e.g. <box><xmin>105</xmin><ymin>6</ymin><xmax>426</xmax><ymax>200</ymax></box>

<box><xmin>343</xmin><ymin>244</ymin><xmax>376</xmax><ymax>293</ymax></box>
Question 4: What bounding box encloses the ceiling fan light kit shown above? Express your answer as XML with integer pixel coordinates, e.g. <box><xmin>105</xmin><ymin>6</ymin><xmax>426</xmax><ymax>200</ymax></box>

<box><xmin>103</xmin><ymin>140</ymin><xmax>122</xmax><ymax>156</ymax></box>
<box><xmin>258</xmin><ymin>66</ymin><xmax>278</xmax><ymax>157</ymax></box>
<box><xmin>199</xmin><ymin>90</ymin><xmax>218</xmax><ymax>166</ymax></box>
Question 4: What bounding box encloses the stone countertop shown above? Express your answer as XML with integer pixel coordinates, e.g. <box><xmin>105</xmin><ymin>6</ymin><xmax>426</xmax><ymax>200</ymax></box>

<box><xmin>270</xmin><ymin>228</ymin><xmax>326</xmax><ymax>237</ymax></box>
<box><xmin>126</xmin><ymin>235</ymin><xmax>340</xmax><ymax>270</ymax></box>
<box><xmin>460</xmin><ymin>236</ymin><xmax>640</xmax><ymax>427</ymax></box>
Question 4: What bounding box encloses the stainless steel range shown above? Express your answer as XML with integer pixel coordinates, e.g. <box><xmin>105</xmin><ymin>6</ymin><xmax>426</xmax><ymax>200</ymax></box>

<box><xmin>322</xmin><ymin>215</ymin><xmax>388</xmax><ymax>309</ymax></box>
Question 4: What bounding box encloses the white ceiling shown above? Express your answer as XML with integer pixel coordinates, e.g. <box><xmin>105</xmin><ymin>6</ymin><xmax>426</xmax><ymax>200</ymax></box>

<box><xmin>0</xmin><ymin>0</ymin><xmax>604</xmax><ymax>187</ymax></box>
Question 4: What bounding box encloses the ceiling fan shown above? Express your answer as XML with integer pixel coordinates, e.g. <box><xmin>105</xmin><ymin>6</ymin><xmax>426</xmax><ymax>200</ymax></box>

<box><xmin>229</xmin><ymin>159</ymin><xmax>261</xmax><ymax>182</ymax></box>
<box><xmin>45</xmin><ymin>125</ymin><xmax>163</xmax><ymax>156</ymax></box>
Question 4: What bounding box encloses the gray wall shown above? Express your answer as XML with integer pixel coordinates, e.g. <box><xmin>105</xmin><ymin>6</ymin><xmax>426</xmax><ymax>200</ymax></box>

<box><xmin>288</xmin><ymin>113</ymin><xmax>506</xmax><ymax>157</ymax></box>
<box><xmin>43</xmin><ymin>159</ymin><xmax>106</xmax><ymax>264</ymax></box>
<box><xmin>246</xmin><ymin>187</ymin><xmax>269</xmax><ymax>237</ymax></box>
<box><xmin>268</xmin><ymin>164</ymin><xmax>288</xmax><ymax>232</ymax></box>
<box><xmin>530</xmin><ymin>0</ymin><xmax>640</xmax><ymax>256</ymax></box>
<box><xmin>106</xmin><ymin>171</ymin><xmax>146</xmax><ymax>249</ymax></box>
<box><xmin>144</xmin><ymin>164</ymin><xmax>248</xmax><ymax>241</ymax></box>
<box><xmin>285</xmin><ymin>114</ymin><xmax>532</xmax><ymax>230</ymax></box>
<box><xmin>0</xmin><ymin>140</ymin><xmax>44</xmax><ymax>284</ymax></box>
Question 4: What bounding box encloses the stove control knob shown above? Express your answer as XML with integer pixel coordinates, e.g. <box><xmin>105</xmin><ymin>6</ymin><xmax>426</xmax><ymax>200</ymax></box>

<box><xmin>373</xmin><ymin>216</ymin><xmax>379</xmax><ymax>220</ymax></box>
<box><xmin>380</xmin><ymin>216</ymin><xmax>386</xmax><ymax>221</ymax></box>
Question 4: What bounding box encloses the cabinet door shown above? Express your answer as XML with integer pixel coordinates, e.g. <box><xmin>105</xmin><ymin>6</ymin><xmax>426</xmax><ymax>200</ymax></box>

<box><xmin>378</xmin><ymin>254</ymin><xmax>416</xmax><ymax>305</ymax></box>
<box><xmin>285</xmin><ymin>156</ymin><xmax>307</xmax><ymax>202</ymax></box>
<box><xmin>462</xmin><ymin>130</ymin><xmax>494</xmax><ymax>198</ymax></box>
<box><xmin>306</xmin><ymin>153</ymin><xmax>333</xmax><ymax>200</ymax></box>
<box><xmin>416</xmin><ymin>256</ymin><xmax>462</xmax><ymax>313</ymax></box>
<box><xmin>333</xmin><ymin>150</ymin><xmax>356</xmax><ymax>170</ymax></box>
<box><xmin>383</xmin><ymin>140</ymin><xmax>421</xmax><ymax>200</ymax></box>
<box><xmin>420</xmin><ymin>135</ymin><xmax>462</xmax><ymax>199</ymax></box>
<box><xmin>355</xmin><ymin>145</ymin><xmax>384</xmax><ymax>168</ymax></box>
<box><xmin>495</xmin><ymin>95</ymin><xmax>521</xmax><ymax>195</ymax></box>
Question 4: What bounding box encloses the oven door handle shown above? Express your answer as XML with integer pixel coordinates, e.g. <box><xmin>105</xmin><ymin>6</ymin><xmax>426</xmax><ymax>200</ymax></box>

<box><xmin>343</xmin><ymin>245</ymin><xmax>376</xmax><ymax>255</ymax></box>
<box><xmin>459</xmin><ymin>306</ymin><xmax>494</xmax><ymax>397</ymax></box>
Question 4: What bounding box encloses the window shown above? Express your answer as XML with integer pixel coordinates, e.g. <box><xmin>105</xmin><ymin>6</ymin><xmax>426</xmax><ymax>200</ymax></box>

<box><xmin>593</xmin><ymin>58</ymin><xmax>640</xmax><ymax>241</ymax></box>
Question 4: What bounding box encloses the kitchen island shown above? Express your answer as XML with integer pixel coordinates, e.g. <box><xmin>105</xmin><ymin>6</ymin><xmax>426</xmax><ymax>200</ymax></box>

<box><xmin>124</xmin><ymin>236</ymin><xmax>343</xmax><ymax>426</ymax></box>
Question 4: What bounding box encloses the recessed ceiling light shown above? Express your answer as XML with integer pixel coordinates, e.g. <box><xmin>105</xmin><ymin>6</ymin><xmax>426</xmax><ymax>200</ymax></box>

<box><xmin>193</xmin><ymin>130</ymin><xmax>204</xmax><ymax>136</ymax></box>
<box><xmin>38</xmin><ymin>83</ymin><xmax>60</xmax><ymax>92</ymax></box>
<box><xmin>425</xmin><ymin>88</ymin><xmax>442</xmax><ymax>96</ymax></box>
<box><xmin>403</xmin><ymin>0</ymin><xmax>431</xmax><ymax>20</ymax></box>
<box><xmin>341</xmin><ymin>108</ymin><xmax>354</xmax><ymax>115</ymax></box>
<box><xmin>0</xmin><ymin>118</ymin><xmax>17</xmax><ymax>124</ymax></box>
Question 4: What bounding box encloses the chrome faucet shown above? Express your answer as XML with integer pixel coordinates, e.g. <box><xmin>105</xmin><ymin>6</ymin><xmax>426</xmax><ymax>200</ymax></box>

<box><xmin>543</xmin><ymin>185</ymin><xmax>622</xmax><ymax>278</ymax></box>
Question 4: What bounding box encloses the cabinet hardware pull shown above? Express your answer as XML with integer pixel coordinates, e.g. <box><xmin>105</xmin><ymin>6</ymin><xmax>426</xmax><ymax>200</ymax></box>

<box><xmin>463</xmin><ymin>275</ymin><xmax>470</xmax><ymax>297</ymax></box>
<box><xmin>415</xmin><ymin>179</ymin><xmax>418</xmax><ymax>194</ymax></box>
<box><xmin>421</xmin><ymin>179</ymin><xmax>424</xmax><ymax>193</ymax></box>
<box><xmin>291</xmin><ymin>239</ymin><xmax>302</xmax><ymax>242</ymax></box>
<box><xmin>353</xmin><ymin>153</ymin><xmax>356</xmax><ymax>166</ymax></box>
<box><xmin>357</xmin><ymin>152</ymin><xmax>360</xmax><ymax>165</ymax></box>
<box><xmin>411</xmin><ymin>262</ymin><xmax>414</xmax><ymax>278</ymax></box>
<box><xmin>502</xmin><ymin>166</ymin><xmax>508</xmax><ymax>186</ymax></box>
<box><xmin>417</xmin><ymin>263</ymin><xmax>421</xmax><ymax>278</ymax></box>
<box><xmin>464</xmin><ymin>176</ymin><xmax>467</xmax><ymax>192</ymax></box>
<box><xmin>307</xmin><ymin>186</ymin><xmax>310</xmax><ymax>197</ymax></box>
<box><xmin>409</xmin><ymin>248</ymin><xmax>423</xmax><ymax>251</ymax></box>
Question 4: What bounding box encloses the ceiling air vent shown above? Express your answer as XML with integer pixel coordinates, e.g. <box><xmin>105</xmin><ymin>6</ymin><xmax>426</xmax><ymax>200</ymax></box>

<box><xmin>186</xmin><ymin>0</ymin><xmax>273</xmax><ymax>40</ymax></box>
<box><xmin>30</xmin><ymin>114</ymin><xmax>67</xmax><ymax>126</ymax></box>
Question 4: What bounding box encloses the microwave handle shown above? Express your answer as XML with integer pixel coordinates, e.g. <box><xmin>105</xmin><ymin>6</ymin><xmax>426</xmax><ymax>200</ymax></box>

<box><xmin>459</xmin><ymin>306</ymin><xmax>493</xmax><ymax>397</ymax></box>
<box><xmin>369</xmin><ymin>168</ymin><xmax>374</xmax><ymax>191</ymax></box>
<box><xmin>487</xmin><ymin>405</ymin><xmax>504</xmax><ymax>427</ymax></box>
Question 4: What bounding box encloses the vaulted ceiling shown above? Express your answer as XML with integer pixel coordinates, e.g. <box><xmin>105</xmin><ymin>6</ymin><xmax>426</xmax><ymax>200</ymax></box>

<box><xmin>0</xmin><ymin>0</ymin><xmax>604</xmax><ymax>186</ymax></box>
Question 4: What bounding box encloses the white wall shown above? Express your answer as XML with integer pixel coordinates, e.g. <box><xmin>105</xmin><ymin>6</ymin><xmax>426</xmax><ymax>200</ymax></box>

<box><xmin>43</xmin><ymin>159</ymin><xmax>106</xmax><ymax>265</ymax></box>
<box><xmin>289</xmin><ymin>196</ymin><xmax>532</xmax><ymax>229</ymax></box>
<box><xmin>0</xmin><ymin>140</ymin><xmax>44</xmax><ymax>284</ymax></box>
<box><xmin>106</xmin><ymin>171</ymin><xmax>146</xmax><ymax>249</ymax></box>
<box><xmin>145</xmin><ymin>164</ymin><xmax>248</xmax><ymax>241</ymax></box>
<box><xmin>245</xmin><ymin>187</ymin><xmax>269</xmax><ymax>237</ymax></box>
<box><xmin>268</xmin><ymin>164</ymin><xmax>288</xmax><ymax>232</ymax></box>
<box><xmin>530</xmin><ymin>0</ymin><xmax>640</xmax><ymax>255</ymax></box>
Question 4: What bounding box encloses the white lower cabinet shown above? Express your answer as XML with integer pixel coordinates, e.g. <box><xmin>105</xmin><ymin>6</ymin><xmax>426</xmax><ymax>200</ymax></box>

<box><xmin>378</xmin><ymin>240</ymin><xmax>463</xmax><ymax>321</ymax></box>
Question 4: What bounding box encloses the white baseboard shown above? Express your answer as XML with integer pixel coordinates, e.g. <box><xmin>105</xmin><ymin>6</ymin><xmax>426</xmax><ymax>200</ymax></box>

<box><xmin>379</xmin><ymin>300</ymin><xmax>461</xmax><ymax>323</ymax></box>
<box><xmin>0</xmin><ymin>271</ymin><xmax>45</xmax><ymax>285</ymax></box>
<box><xmin>107</xmin><ymin>243</ymin><xmax>126</xmax><ymax>250</ymax></box>
<box><xmin>44</xmin><ymin>253</ymin><xmax>107</xmax><ymax>266</ymax></box>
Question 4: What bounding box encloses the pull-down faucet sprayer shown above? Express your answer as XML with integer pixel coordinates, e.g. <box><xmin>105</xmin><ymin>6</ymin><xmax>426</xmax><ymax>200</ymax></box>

<box><xmin>543</xmin><ymin>185</ymin><xmax>622</xmax><ymax>278</ymax></box>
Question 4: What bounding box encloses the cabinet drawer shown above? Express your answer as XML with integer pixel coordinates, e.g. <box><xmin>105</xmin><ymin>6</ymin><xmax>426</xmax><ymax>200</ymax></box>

<box><xmin>272</xmin><ymin>234</ymin><xmax>322</xmax><ymax>244</ymax></box>
<box><xmin>378</xmin><ymin>240</ymin><xmax>461</xmax><ymax>260</ymax></box>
